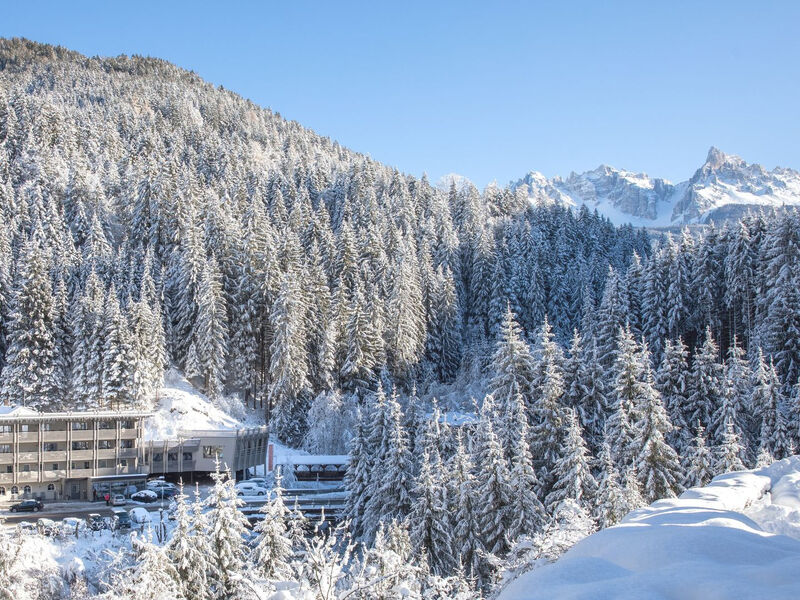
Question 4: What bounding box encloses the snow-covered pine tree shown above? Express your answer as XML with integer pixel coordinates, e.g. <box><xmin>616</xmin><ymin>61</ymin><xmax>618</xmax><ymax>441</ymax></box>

<box><xmin>0</xmin><ymin>237</ymin><xmax>57</xmax><ymax>408</ymax></box>
<box><xmin>633</xmin><ymin>345</ymin><xmax>683</xmax><ymax>503</ymax></box>
<box><xmin>682</xmin><ymin>423</ymin><xmax>715</xmax><ymax>489</ymax></box>
<box><xmin>251</xmin><ymin>469</ymin><xmax>293</xmax><ymax>580</ymax></box>
<box><xmin>166</xmin><ymin>482</ymin><xmax>210</xmax><ymax>600</ymax></box>
<box><xmin>343</xmin><ymin>412</ymin><xmax>372</xmax><ymax>539</ymax></box>
<box><xmin>655</xmin><ymin>338</ymin><xmax>691</xmax><ymax>453</ymax></box>
<box><xmin>205</xmin><ymin>460</ymin><xmax>250</xmax><ymax>599</ymax></box>
<box><xmin>488</xmin><ymin>305</ymin><xmax>536</xmax><ymax>411</ymax></box>
<box><xmin>606</xmin><ymin>325</ymin><xmax>642</xmax><ymax>470</ymax></box>
<box><xmin>473</xmin><ymin>394</ymin><xmax>514</xmax><ymax>560</ymax></box>
<box><xmin>545</xmin><ymin>408</ymin><xmax>597</xmax><ymax>514</ymax></box>
<box><xmin>364</xmin><ymin>387</ymin><xmax>414</xmax><ymax>540</ymax></box>
<box><xmin>193</xmin><ymin>255</ymin><xmax>228</xmax><ymax>399</ymax></box>
<box><xmin>506</xmin><ymin>398</ymin><xmax>546</xmax><ymax>541</ymax></box>
<box><xmin>529</xmin><ymin>317</ymin><xmax>567</xmax><ymax>493</ymax></box>
<box><xmin>447</xmin><ymin>431</ymin><xmax>483</xmax><ymax>581</ymax></box>
<box><xmin>102</xmin><ymin>286</ymin><xmax>136</xmax><ymax>410</ymax></box>
<box><xmin>269</xmin><ymin>270</ymin><xmax>311</xmax><ymax>446</ymax></box>
<box><xmin>756</xmin><ymin>356</ymin><xmax>793</xmax><ymax>460</ymax></box>
<box><xmin>594</xmin><ymin>436</ymin><xmax>633</xmax><ymax>529</ymax></box>
<box><xmin>715</xmin><ymin>418</ymin><xmax>747</xmax><ymax>474</ymax></box>
<box><xmin>686</xmin><ymin>327</ymin><xmax>722</xmax><ymax>430</ymax></box>
<box><xmin>409</xmin><ymin>449</ymin><xmax>455</xmax><ymax>576</ymax></box>
<box><xmin>121</xmin><ymin>531</ymin><xmax>181</xmax><ymax>600</ymax></box>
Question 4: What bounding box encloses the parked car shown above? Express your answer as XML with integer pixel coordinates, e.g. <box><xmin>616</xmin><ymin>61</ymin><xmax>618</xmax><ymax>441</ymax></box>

<box><xmin>87</xmin><ymin>513</ymin><xmax>108</xmax><ymax>531</ymax></box>
<box><xmin>234</xmin><ymin>481</ymin><xmax>266</xmax><ymax>497</ymax></box>
<box><xmin>151</xmin><ymin>487</ymin><xmax>178</xmax><ymax>499</ymax></box>
<box><xmin>131</xmin><ymin>490</ymin><xmax>158</xmax><ymax>503</ymax></box>
<box><xmin>111</xmin><ymin>494</ymin><xmax>127</xmax><ymax>506</ymax></box>
<box><xmin>36</xmin><ymin>518</ymin><xmax>58</xmax><ymax>536</ymax></box>
<box><xmin>61</xmin><ymin>517</ymin><xmax>87</xmax><ymax>536</ymax></box>
<box><xmin>112</xmin><ymin>508</ymin><xmax>131</xmax><ymax>530</ymax></box>
<box><xmin>9</xmin><ymin>499</ymin><xmax>43</xmax><ymax>513</ymax></box>
<box><xmin>128</xmin><ymin>507</ymin><xmax>152</xmax><ymax>525</ymax></box>
<box><xmin>146</xmin><ymin>479</ymin><xmax>176</xmax><ymax>491</ymax></box>
<box><xmin>16</xmin><ymin>521</ymin><xmax>36</xmax><ymax>534</ymax></box>
<box><xmin>245</xmin><ymin>478</ymin><xmax>269</xmax><ymax>489</ymax></box>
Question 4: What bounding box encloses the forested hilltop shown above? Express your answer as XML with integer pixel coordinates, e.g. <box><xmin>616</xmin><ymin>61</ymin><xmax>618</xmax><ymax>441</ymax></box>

<box><xmin>0</xmin><ymin>38</ymin><xmax>649</xmax><ymax>435</ymax></box>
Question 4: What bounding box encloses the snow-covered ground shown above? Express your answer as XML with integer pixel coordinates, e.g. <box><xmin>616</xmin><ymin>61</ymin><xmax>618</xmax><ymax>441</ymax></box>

<box><xmin>144</xmin><ymin>369</ymin><xmax>259</xmax><ymax>440</ymax></box>
<box><xmin>499</xmin><ymin>458</ymin><xmax>800</xmax><ymax>600</ymax></box>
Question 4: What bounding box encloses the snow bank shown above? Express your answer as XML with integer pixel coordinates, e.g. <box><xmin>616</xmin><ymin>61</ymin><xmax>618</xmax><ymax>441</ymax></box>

<box><xmin>144</xmin><ymin>369</ymin><xmax>244</xmax><ymax>440</ymax></box>
<box><xmin>499</xmin><ymin>457</ymin><xmax>800</xmax><ymax>600</ymax></box>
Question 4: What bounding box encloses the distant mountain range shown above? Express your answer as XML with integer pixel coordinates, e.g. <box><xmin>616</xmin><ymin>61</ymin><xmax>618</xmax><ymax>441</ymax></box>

<box><xmin>510</xmin><ymin>147</ymin><xmax>800</xmax><ymax>227</ymax></box>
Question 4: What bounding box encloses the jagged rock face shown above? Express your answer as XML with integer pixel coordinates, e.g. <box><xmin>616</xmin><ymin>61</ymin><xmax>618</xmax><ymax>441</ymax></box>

<box><xmin>512</xmin><ymin>147</ymin><xmax>800</xmax><ymax>227</ymax></box>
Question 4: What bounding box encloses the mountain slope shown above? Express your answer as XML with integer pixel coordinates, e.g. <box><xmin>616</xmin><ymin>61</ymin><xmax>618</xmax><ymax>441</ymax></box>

<box><xmin>512</xmin><ymin>147</ymin><xmax>800</xmax><ymax>227</ymax></box>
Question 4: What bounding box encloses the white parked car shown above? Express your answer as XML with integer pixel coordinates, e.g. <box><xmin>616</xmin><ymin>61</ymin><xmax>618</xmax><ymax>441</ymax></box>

<box><xmin>111</xmin><ymin>494</ymin><xmax>126</xmax><ymax>506</ymax></box>
<box><xmin>129</xmin><ymin>507</ymin><xmax>152</xmax><ymax>525</ymax></box>
<box><xmin>234</xmin><ymin>481</ymin><xmax>266</xmax><ymax>496</ymax></box>
<box><xmin>246</xmin><ymin>478</ymin><xmax>269</xmax><ymax>489</ymax></box>
<box><xmin>146</xmin><ymin>480</ymin><xmax>176</xmax><ymax>491</ymax></box>
<box><xmin>60</xmin><ymin>517</ymin><xmax>87</xmax><ymax>536</ymax></box>
<box><xmin>131</xmin><ymin>489</ymin><xmax>158</xmax><ymax>503</ymax></box>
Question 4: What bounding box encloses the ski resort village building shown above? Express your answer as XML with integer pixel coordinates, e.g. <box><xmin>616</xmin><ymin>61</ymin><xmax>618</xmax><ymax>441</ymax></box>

<box><xmin>0</xmin><ymin>405</ymin><xmax>268</xmax><ymax>502</ymax></box>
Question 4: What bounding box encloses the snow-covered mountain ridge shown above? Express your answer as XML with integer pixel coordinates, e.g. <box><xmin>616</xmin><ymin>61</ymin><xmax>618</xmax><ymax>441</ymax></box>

<box><xmin>511</xmin><ymin>147</ymin><xmax>800</xmax><ymax>227</ymax></box>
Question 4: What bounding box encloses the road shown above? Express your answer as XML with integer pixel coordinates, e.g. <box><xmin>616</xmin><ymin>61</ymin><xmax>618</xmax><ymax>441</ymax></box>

<box><xmin>1</xmin><ymin>502</ymin><xmax>169</xmax><ymax>525</ymax></box>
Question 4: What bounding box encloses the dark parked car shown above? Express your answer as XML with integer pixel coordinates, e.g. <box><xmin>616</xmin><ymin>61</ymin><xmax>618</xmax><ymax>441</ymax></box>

<box><xmin>87</xmin><ymin>513</ymin><xmax>109</xmax><ymax>531</ymax></box>
<box><xmin>10</xmin><ymin>499</ymin><xmax>43</xmax><ymax>513</ymax></box>
<box><xmin>131</xmin><ymin>490</ymin><xmax>158</xmax><ymax>503</ymax></box>
<box><xmin>112</xmin><ymin>508</ymin><xmax>131</xmax><ymax>530</ymax></box>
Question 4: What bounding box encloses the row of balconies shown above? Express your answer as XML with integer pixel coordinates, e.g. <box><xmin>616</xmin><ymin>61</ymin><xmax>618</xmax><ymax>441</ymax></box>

<box><xmin>0</xmin><ymin>429</ymin><xmax>138</xmax><ymax>443</ymax></box>
<box><xmin>0</xmin><ymin>463</ymin><xmax>137</xmax><ymax>484</ymax></box>
<box><xmin>0</xmin><ymin>447</ymin><xmax>139</xmax><ymax>465</ymax></box>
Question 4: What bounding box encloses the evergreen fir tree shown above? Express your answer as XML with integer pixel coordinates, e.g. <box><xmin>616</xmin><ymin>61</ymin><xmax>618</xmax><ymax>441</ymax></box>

<box><xmin>251</xmin><ymin>469</ymin><xmax>293</xmax><ymax>580</ymax></box>
<box><xmin>545</xmin><ymin>408</ymin><xmax>597</xmax><ymax>513</ymax></box>
<box><xmin>682</xmin><ymin>424</ymin><xmax>715</xmax><ymax>489</ymax></box>
<box><xmin>409</xmin><ymin>449</ymin><xmax>455</xmax><ymax>576</ymax></box>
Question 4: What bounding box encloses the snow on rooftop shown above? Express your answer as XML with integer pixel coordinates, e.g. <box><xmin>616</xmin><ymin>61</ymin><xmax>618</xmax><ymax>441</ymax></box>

<box><xmin>499</xmin><ymin>457</ymin><xmax>800</xmax><ymax>600</ymax></box>
<box><xmin>143</xmin><ymin>368</ymin><xmax>247</xmax><ymax>441</ymax></box>
<box><xmin>0</xmin><ymin>405</ymin><xmax>39</xmax><ymax>416</ymax></box>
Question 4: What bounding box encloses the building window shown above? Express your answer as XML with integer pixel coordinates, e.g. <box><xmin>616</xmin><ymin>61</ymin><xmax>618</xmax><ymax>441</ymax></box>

<box><xmin>120</xmin><ymin>439</ymin><xmax>134</xmax><ymax>449</ymax></box>
<box><xmin>23</xmin><ymin>485</ymin><xmax>31</xmax><ymax>495</ymax></box>
<box><xmin>11</xmin><ymin>486</ymin><xmax>18</xmax><ymax>495</ymax></box>
<box><xmin>84</xmin><ymin>461</ymin><xmax>90</xmax><ymax>470</ymax></box>
<box><xmin>119</xmin><ymin>459</ymin><xmax>128</xmax><ymax>467</ymax></box>
<box><xmin>0</xmin><ymin>425</ymin><xmax>11</xmax><ymax>434</ymax></box>
<box><xmin>203</xmin><ymin>446</ymin><xmax>223</xmax><ymax>459</ymax></box>
<box><xmin>71</xmin><ymin>441</ymin><xmax>90</xmax><ymax>451</ymax></box>
<box><xmin>20</xmin><ymin>424</ymin><xmax>35</xmax><ymax>433</ymax></box>
<box><xmin>47</xmin><ymin>484</ymin><xmax>54</xmax><ymax>491</ymax></box>
<box><xmin>120</xmin><ymin>421</ymin><xmax>134</xmax><ymax>430</ymax></box>
<box><xmin>98</xmin><ymin>440</ymin><xmax>115</xmax><ymax>450</ymax></box>
<box><xmin>5</xmin><ymin>466</ymin><xmax>12</xmax><ymax>473</ymax></box>
<box><xmin>98</xmin><ymin>460</ymin><xmax>108</xmax><ymax>468</ymax></box>
<box><xmin>71</xmin><ymin>422</ymin><xmax>88</xmax><ymax>431</ymax></box>
<box><xmin>183</xmin><ymin>452</ymin><xmax>193</xmax><ymax>462</ymax></box>
<box><xmin>153</xmin><ymin>453</ymin><xmax>163</xmax><ymax>462</ymax></box>
<box><xmin>51</xmin><ymin>464</ymin><xmax>59</xmax><ymax>470</ymax></box>
<box><xmin>98</xmin><ymin>421</ymin><xmax>115</xmax><ymax>430</ymax></box>
<box><xmin>167</xmin><ymin>452</ymin><xmax>178</xmax><ymax>462</ymax></box>
<box><xmin>0</xmin><ymin>445</ymin><xmax>11</xmax><ymax>453</ymax></box>
<box><xmin>0</xmin><ymin>487</ymin><xmax>5</xmax><ymax>495</ymax></box>
<box><xmin>21</xmin><ymin>464</ymin><xmax>30</xmax><ymax>473</ymax></box>
<box><xmin>41</xmin><ymin>443</ymin><xmax>57</xmax><ymax>452</ymax></box>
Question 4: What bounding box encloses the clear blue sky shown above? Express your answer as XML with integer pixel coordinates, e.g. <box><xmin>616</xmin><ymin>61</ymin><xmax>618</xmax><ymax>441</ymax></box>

<box><xmin>3</xmin><ymin>1</ymin><xmax>800</xmax><ymax>187</ymax></box>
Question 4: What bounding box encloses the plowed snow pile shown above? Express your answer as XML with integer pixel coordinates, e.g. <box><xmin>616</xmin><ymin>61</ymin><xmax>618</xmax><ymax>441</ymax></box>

<box><xmin>499</xmin><ymin>457</ymin><xmax>800</xmax><ymax>600</ymax></box>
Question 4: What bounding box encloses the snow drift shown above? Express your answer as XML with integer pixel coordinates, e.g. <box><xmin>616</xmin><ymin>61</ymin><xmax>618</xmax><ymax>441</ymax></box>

<box><xmin>498</xmin><ymin>457</ymin><xmax>800</xmax><ymax>600</ymax></box>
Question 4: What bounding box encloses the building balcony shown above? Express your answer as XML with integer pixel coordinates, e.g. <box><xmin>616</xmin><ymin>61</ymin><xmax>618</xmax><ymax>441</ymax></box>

<box><xmin>17</xmin><ymin>452</ymin><xmax>37</xmax><ymax>462</ymax></box>
<box><xmin>118</xmin><ymin>448</ymin><xmax>137</xmax><ymax>459</ymax></box>
<box><xmin>41</xmin><ymin>469</ymin><xmax>67</xmax><ymax>481</ymax></box>
<box><xmin>0</xmin><ymin>453</ymin><xmax>13</xmax><ymax>464</ymax></box>
<box><xmin>119</xmin><ymin>429</ymin><xmax>137</xmax><ymax>440</ymax></box>
<box><xmin>0</xmin><ymin>473</ymin><xmax>13</xmax><ymax>484</ymax></box>
<box><xmin>70</xmin><ymin>450</ymin><xmax>94</xmax><ymax>461</ymax></box>
<box><xmin>17</xmin><ymin>432</ymin><xmax>39</xmax><ymax>443</ymax></box>
<box><xmin>0</xmin><ymin>433</ymin><xmax>13</xmax><ymax>444</ymax></box>
<box><xmin>41</xmin><ymin>451</ymin><xmax>67</xmax><ymax>462</ymax></box>
<box><xmin>70</xmin><ymin>430</ymin><xmax>94</xmax><ymax>441</ymax></box>
<box><xmin>41</xmin><ymin>431</ymin><xmax>68</xmax><ymax>442</ymax></box>
<box><xmin>97</xmin><ymin>429</ymin><xmax>117</xmax><ymax>440</ymax></box>
<box><xmin>16</xmin><ymin>471</ymin><xmax>38</xmax><ymax>482</ymax></box>
<box><xmin>69</xmin><ymin>468</ymin><xmax>93</xmax><ymax>478</ymax></box>
<box><xmin>96</xmin><ymin>449</ymin><xmax>116</xmax><ymax>460</ymax></box>
<box><xmin>94</xmin><ymin>467</ymin><xmax>117</xmax><ymax>477</ymax></box>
